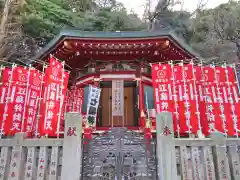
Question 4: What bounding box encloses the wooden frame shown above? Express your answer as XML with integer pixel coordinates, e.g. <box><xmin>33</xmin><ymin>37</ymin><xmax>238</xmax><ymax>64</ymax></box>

<box><xmin>98</xmin><ymin>81</ymin><xmax>138</xmax><ymax>128</ymax></box>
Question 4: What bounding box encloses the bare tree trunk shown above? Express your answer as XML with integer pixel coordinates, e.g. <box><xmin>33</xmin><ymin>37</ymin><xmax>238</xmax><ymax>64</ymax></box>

<box><xmin>0</xmin><ymin>0</ymin><xmax>12</xmax><ymax>46</ymax></box>
<box><xmin>148</xmin><ymin>19</ymin><xmax>154</xmax><ymax>30</ymax></box>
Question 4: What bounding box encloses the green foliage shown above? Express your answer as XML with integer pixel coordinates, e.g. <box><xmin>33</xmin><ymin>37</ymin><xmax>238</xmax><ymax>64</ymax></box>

<box><xmin>80</xmin><ymin>11</ymin><xmax>145</xmax><ymax>31</ymax></box>
<box><xmin>189</xmin><ymin>0</ymin><xmax>240</xmax><ymax>62</ymax></box>
<box><xmin>21</xmin><ymin>0</ymin><xmax>85</xmax><ymax>43</ymax></box>
<box><xmin>8</xmin><ymin>0</ymin><xmax>239</xmax><ymax>63</ymax></box>
<box><xmin>21</xmin><ymin>0</ymin><xmax>146</xmax><ymax>46</ymax></box>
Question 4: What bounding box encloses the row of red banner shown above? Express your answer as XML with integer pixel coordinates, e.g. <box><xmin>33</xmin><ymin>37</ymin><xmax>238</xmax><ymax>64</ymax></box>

<box><xmin>0</xmin><ymin>57</ymin><xmax>84</xmax><ymax>137</ymax></box>
<box><xmin>151</xmin><ymin>63</ymin><xmax>240</xmax><ymax>136</ymax></box>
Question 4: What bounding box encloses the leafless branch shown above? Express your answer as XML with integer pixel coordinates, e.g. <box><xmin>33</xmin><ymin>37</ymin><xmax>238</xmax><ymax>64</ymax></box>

<box><xmin>189</xmin><ymin>0</ymin><xmax>209</xmax><ymax>16</ymax></box>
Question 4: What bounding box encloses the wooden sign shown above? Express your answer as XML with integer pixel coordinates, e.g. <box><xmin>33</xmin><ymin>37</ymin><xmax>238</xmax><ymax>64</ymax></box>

<box><xmin>191</xmin><ymin>147</ymin><xmax>203</xmax><ymax>180</ymax></box>
<box><xmin>180</xmin><ymin>146</ymin><xmax>193</xmax><ymax>180</ymax></box>
<box><xmin>228</xmin><ymin>146</ymin><xmax>240</xmax><ymax>179</ymax></box>
<box><xmin>24</xmin><ymin>147</ymin><xmax>37</xmax><ymax>180</ymax></box>
<box><xmin>112</xmin><ymin>80</ymin><xmax>124</xmax><ymax>116</ymax></box>
<box><xmin>36</xmin><ymin>147</ymin><xmax>47</xmax><ymax>180</ymax></box>
<box><xmin>202</xmin><ymin>146</ymin><xmax>216</xmax><ymax>180</ymax></box>
<box><xmin>0</xmin><ymin>147</ymin><xmax>10</xmax><ymax>180</ymax></box>
<box><xmin>215</xmin><ymin>145</ymin><xmax>231</xmax><ymax>180</ymax></box>
<box><xmin>49</xmin><ymin>147</ymin><xmax>59</xmax><ymax>180</ymax></box>
<box><xmin>8</xmin><ymin>133</ymin><xmax>25</xmax><ymax>180</ymax></box>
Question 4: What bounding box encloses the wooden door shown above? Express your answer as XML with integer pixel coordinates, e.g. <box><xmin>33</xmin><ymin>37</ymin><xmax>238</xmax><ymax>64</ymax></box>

<box><xmin>124</xmin><ymin>87</ymin><xmax>134</xmax><ymax>126</ymax></box>
<box><xmin>100</xmin><ymin>87</ymin><xmax>112</xmax><ymax>126</ymax></box>
<box><xmin>100</xmin><ymin>84</ymin><xmax>135</xmax><ymax>127</ymax></box>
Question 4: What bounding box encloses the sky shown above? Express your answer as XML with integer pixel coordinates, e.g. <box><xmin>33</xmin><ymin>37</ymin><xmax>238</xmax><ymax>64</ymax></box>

<box><xmin>118</xmin><ymin>0</ymin><xmax>229</xmax><ymax>18</ymax></box>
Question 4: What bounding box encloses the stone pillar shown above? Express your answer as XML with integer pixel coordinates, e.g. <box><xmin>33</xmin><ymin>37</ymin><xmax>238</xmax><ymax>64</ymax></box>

<box><xmin>61</xmin><ymin>113</ymin><xmax>83</xmax><ymax>180</ymax></box>
<box><xmin>210</xmin><ymin>132</ymin><xmax>231</xmax><ymax>180</ymax></box>
<box><xmin>8</xmin><ymin>133</ymin><xmax>26</xmax><ymax>180</ymax></box>
<box><xmin>156</xmin><ymin>112</ymin><xmax>177</xmax><ymax>180</ymax></box>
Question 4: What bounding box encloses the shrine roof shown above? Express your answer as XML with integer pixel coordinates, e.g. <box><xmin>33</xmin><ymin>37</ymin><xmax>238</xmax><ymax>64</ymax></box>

<box><xmin>35</xmin><ymin>29</ymin><xmax>202</xmax><ymax>68</ymax></box>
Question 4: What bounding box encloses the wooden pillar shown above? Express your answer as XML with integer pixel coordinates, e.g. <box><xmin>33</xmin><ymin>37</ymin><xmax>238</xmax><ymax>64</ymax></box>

<box><xmin>61</xmin><ymin>113</ymin><xmax>83</xmax><ymax>180</ymax></box>
<box><xmin>70</xmin><ymin>68</ymin><xmax>77</xmax><ymax>85</ymax></box>
<box><xmin>138</xmin><ymin>78</ymin><xmax>145</xmax><ymax>127</ymax></box>
<box><xmin>156</xmin><ymin>112</ymin><xmax>177</xmax><ymax>180</ymax></box>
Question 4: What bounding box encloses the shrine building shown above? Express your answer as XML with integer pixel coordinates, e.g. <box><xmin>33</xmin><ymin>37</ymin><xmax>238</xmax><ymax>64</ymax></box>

<box><xmin>35</xmin><ymin>29</ymin><xmax>200</xmax><ymax>131</ymax></box>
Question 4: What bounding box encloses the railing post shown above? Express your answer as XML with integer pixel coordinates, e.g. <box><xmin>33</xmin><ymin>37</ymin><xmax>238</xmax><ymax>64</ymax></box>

<box><xmin>61</xmin><ymin>113</ymin><xmax>82</xmax><ymax>180</ymax></box>
<box><xmin>210</xmin><ymin>132</ymin><xmax>231</xmax><ymax>180</ymax></box>
<box><xmin>156</xmin><ymin>112</ymin><xmax>177</xmax><ymax>180</ymax></box>
<box><xmin>8</xmin><ymin>132</ymin><xmax>26</xmax><ymax>180</ymax></box>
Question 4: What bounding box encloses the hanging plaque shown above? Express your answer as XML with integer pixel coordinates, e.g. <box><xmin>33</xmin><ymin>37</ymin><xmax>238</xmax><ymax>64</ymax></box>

<box><xmin>112</xmin><ymin>80</ymin><xmax>124</xmax><ymax>116</ymax></box>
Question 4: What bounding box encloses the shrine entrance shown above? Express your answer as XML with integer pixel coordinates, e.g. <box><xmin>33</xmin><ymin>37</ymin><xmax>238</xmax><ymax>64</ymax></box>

<box><xmin>99</xmin><ymin>81</ymin><xmax>137</xmax><ymax>127</ymax></box>
<box><xmin>81</xmin><ymin>128</ymin><xmax>157</xmax><ymax>180</ymax></box>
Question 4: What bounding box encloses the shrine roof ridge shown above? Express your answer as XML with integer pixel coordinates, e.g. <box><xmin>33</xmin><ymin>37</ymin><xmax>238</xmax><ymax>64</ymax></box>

<box><xmin>35</xmin><ymin>28</ymin><xmax>202</xmax><ymax>60</ymax></box>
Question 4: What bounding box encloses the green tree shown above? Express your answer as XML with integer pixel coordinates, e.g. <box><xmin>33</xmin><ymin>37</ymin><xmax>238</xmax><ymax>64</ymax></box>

<box><xmin>61</xmin><ymin>0</ymin><xmax>97</xmax><ymax>12</ymax></box>
<box><xmin>21</xmin><ymin>0</ymin><xmax>146</xmax><ymax>44</ymax></box>
<box><xmin>0</xmin><ymin>0</ymin><xmax>144</xmax><ymax>62</ymax></box>
<box><xmin>21</xmin><ymin>0</ymin><xmax>85</xmax><ymax>44</ymax></box>
<box><xmin>190</xmin><ymin>1</ymin><xmax>240</xmax><ymax>63</ymax></box>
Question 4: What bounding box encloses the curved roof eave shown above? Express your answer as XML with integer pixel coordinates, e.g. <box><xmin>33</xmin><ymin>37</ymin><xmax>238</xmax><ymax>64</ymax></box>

<box><xmin>34</xmin><ymin>28</ymin><xmax>203</xmax><ymax>61</ymax></box>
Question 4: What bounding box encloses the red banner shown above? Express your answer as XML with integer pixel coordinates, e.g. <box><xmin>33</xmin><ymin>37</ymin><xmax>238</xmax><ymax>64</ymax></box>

<box><xmin>59</xmin><ymin>72</ymin><xmax>69</xmax><ymax>133</ymax></box>
<box><xmin>0</xmin><ymin>68</ymin><xmax>13</xmax><ymax>134</ymax></box>
<box><xmin>66</xmin><ymin>86</ymin><xmax>84</xmax><ymax>113</ymax></box>
<box><xmin>75</xmin><ymin>88</ymin><xmax>84</xmax><ymax>113</ymax></box>
<box><xmin>169</xmin><ymin>64</ymin><xmax>200</xmax><ymax>134</ymax></box>
<box><xmin>195</xmin><ymin>66</ymin><xmax>225</xmax><ymax>135</ymax></box>
<box><xmin>4</xmin><ymin>67</ymin><xmax>29</xmax><ymax>135</ymax></box>
<box><xmin>217</xmin><ymin>66</ymin><xmax>240</xmax><ymax>136</ymax></box>
<box><xmin>38</xmin><ymin>56</ymin><xmax>69</xmax><ymax>136</ymax></box>
<box><xmin>23</xmin><ymin>69</ymin><xmax>43</xmax><ymax>135</ymax></box>
<box><xmin>66</xmin><ymin>88</ymin><xmax>73</xmax><ymax>112</ymax></box>
<box><xmin>151</xmin><ymin>64</ymin><xmax>176</xmax><ymax>130</ymax></box>
<box><xmin>151</xmin><ymin>63</ymin><xmax>240</xmax><ymax>136</ymax></box>
<box><xmin>176</xmin><ymin>64</ymin><xmax>200</xmax><ymax>133</ymax></box>
<box><xmin>66</xmin><ymin>86</ymin><xmax>76</xmax><ymax>112</ymax></box>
